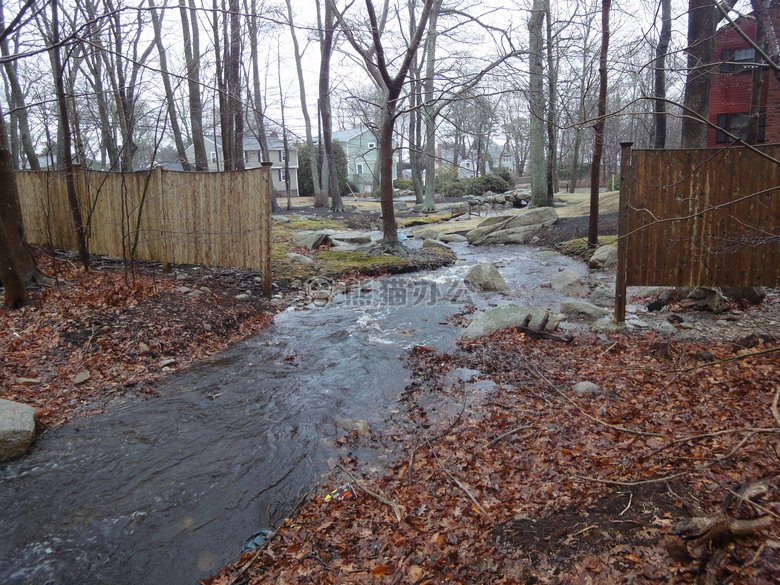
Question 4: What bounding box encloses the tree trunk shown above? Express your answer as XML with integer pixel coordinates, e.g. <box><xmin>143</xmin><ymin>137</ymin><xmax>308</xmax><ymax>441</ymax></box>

<box><xmin>319</xmin><ymin>0</ymin><xmax>342</xmax><ymax>211</ymax></box>
<box><xmin>545</xmin><ymin>4</ymin><xmax>558</xmax><ymax>197</ymax></box>
<box><xmin>179</xmin><ymin>0</ymin><xmax>208</xmax><ymax>170</ymax></box>
<box><xmin>51</xmin><ymin>0</ymin><xmax>89</xmax><ymax>270</ymax></box>
<box><xmin>568</xmin><ymin>127</ymin><xmax>581</xmax><ymax>193</ymax></box>
<box><xmin>588</xmin><ymin>0</ymin><xmax>610</xmax><ymax>248</ymax></box>
<box><xmin>681</xmin><ymin>0</ymin><xmax>735</xmax><ymax>147</ymax></box>
<box><xmin>149</xmin><ymin>0</ymin><xmax>191</xmax><ymax>171</ymax></box>
<box><xmin>653</xmin><ymin>0</ymin><xmax>671</xmax><ymax>148</ymax></box>
<box><xmin>422</xmin><ymin>0</ymin><xmax>443</xmax><ymax>211</ymax></box>
<box><xmin>228</xmin><ymin>0</ymin><xmax>244</xmax><ymax>170</ymax></box>
<box><xmin>0</xmin><ymin>1</ymin><xmax>38</xmax><ymax>170</ymax></box>
<box><xmin>379</xmin><ymin>100</ymin><xmax>399</xmax><ymax>246</ymax></box>
<box><xmin>528</xmin><ymin>0</ymin><xmax>548</xmax><ymax>206</ymax></box>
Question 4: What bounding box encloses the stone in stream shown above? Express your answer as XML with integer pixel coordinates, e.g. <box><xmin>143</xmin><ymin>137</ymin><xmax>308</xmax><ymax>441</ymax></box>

<box><xmin>461</xmin><ymin>305</ymin><xmax>562</xmax><ymax>342</ymax></box>
<box><xmin>463</xmin><ymin>263</ymin><xmax>510</xmax><ymax>292</ymax></box>
<box><xmin>0</xmin><ymin>398</ymin><xmax>36</xmax><ymax>461</ymax></box>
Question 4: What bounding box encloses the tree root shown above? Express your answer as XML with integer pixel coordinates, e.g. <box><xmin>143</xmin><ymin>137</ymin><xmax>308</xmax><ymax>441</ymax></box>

<box><xmin>665</xmin><ymin>476</ymin><xmax>777</xmax><ymax>579</ymax></box>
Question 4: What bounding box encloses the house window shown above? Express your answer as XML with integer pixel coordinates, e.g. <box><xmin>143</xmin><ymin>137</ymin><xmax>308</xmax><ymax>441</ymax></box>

<box><xmin>368</xmin><ymin>142</ymin><xmax>375</xmax><ymax>149</ymax></box>
<box><xmin>211</xmin><ymin>151</ymin><xmax>217</xmax><ymax>163</ymax></box>
<box><xmin>720</xmin><ymin>47</ymin><xmax>756</xmax><ymax>74</ymax></box>
<box><xmin>279</xmin><ymin>150</ymin><xmax>286</xmax><ymax>162</ymax></box>
<box><xmin>357</xmin><ymin>163</ymin><xmax>364</xmax><ymax>174</ymax></box>
<box><xmin>258</xmin><ymin>152</ymin><xmax>262</xmax><ymax>163</ymax></box>
<box><xmin>278</xmin><ymin>169</ymin><xmax>286</xmax><ymax>181</ymax></box>
<box><xmin>715</xmin><ymin>112</ymin><xmax>766</xmax><ymax>143</ymax></box>
<box><xmin>244</xmin><ymin>150</ymin><xmax>249</xmax><ymax>163</ymax></box>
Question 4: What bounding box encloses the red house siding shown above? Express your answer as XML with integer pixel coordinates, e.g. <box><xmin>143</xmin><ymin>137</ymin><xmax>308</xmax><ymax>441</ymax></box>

<box><xmin>707</xmin><ymin>15</ymin><xmax>776</xmax><ymax>147</ymax></box>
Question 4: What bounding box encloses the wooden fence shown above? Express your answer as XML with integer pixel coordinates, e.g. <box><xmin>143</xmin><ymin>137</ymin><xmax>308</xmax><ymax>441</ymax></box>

<box><xmin>17</xmin><ymin>164</ymin><xmax>273</xmax><ymax>296</ymax></box>
<box><xmin>615</xmin><ymin>142</ymin><xmax>780</xmax><ymax>321</ymax></box>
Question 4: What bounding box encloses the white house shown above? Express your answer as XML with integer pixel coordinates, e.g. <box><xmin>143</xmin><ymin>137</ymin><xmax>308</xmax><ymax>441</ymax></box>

<box><xmin>185</xmin><ymin>134</ymin><xmax>299</xmax><ymax>197</ymax></box>
<box><xmin>330</xmin><ymin>127</ymin><xmax>396</xmax><ymax>194</ymax></box>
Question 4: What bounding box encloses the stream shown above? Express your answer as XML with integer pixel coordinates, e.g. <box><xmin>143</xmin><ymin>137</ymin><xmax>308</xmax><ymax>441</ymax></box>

<box><xmin>0</xmin><ymin>241</ymin><xmax>587</xmax><ymax>585</ymax></box>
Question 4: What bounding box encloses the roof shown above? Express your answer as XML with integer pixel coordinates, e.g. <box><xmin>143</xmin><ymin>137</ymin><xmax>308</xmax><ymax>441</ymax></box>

<box><xmin>205</xmin><ymin>135</ymin><xmax>291</xmax><ymax>151</ymax></box>
<box><xmin>330</xmin><ymin>127</ymin><xmax>377</xmax><ymax>143</ymax></box>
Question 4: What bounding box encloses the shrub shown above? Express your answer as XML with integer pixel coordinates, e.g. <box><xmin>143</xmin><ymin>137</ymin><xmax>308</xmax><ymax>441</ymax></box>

<box><xmin>393</xmin><ymin>178</ymin><xmax>413</xmax><ymax>190</ymax></box>
<box><xmin>494</xmin><ymin>166</ymin><xmax>513</xmax><ymax>184</ymax></box>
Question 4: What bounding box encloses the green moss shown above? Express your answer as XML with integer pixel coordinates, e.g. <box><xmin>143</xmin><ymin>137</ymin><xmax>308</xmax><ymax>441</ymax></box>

<box><xmin>559</xmin><ymin>235</ymin><xmax>618</xmax><ymax>261</ymax></box>
<box><xmin>315</xmin><ymin>250</ymin><xmax>410</xmax><ymax>273</ymax></box>
<box><xmin>397</xmin><ymin>213</ymin><xmax>450</xmax><ymax>228</ymax></box>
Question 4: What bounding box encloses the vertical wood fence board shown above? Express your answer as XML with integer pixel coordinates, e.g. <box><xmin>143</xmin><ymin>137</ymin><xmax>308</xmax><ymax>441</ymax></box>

<box><xmin>17</xmin><ymin>166</ymin><xmax>271</xmax><ymax>277</ymax></box>
<box><xmin>619</xmin><ymin>145</ymin><xmax>780</xmax><ymax>293</ymax></box>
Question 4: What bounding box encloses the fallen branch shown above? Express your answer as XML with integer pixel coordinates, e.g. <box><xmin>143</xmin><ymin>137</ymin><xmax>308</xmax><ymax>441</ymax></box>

<box><xmin>626</xmin><ymin>345</ymin><xmax>780</xmax><ymax>375</ymax></box>
<box><xmin>772</xmin><ymin>387</ymin><xmax>780</xmax><ymax>429</ymax></box>
<box><xmin>575</xmin><ymin>473</ymin><xmax>686</xmax><ymax>486</ymax></box>
<box><xmin>650</xmin><ymin>427</ymin><xmax>780</xmax><ymax>456</ymax></box>
<box><xmin>339</xmin><ymin>465</ymin><xmax>402</xmax><ymax>522</ymax></box>
<box><xmin>424</xmin><ymin>435</ymin><xmax>490</xmax><ymax>517</ymax></box>
<box><xmin>526</xmin><ymin>363</ymin><xmax>665</xmax><ymax>438</ymax></box>
<box><xmin>484</xmin><ymin>424</ymin><xmax>535</xmax><ymax>449</ymax></box>
<box><xmin>515</xmin><ymin>313</ymin><xmax>574</xmax><ymax>343</ymax></box>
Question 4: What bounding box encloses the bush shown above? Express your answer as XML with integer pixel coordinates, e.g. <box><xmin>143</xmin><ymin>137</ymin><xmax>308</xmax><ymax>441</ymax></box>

<box><xmin>494</xmin><ymin>166</ymin><xmax>513</xmax><ymax>184</ymax></box>
<box><xmin>471</xmin><ymin>174</ymin><xmax>512</xmax><ymax>196</ymax></box>
<box><xmin>393</xmin><ymin>178</ymin><xmax>413</xmax><ymax>190</ymax></box>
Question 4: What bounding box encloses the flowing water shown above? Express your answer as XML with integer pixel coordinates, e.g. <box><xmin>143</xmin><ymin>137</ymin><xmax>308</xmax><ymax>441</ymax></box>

<box><xmin>0</xmin><ymin>242</ymin><xmax>587</xmax><ymax>585</ymax></box>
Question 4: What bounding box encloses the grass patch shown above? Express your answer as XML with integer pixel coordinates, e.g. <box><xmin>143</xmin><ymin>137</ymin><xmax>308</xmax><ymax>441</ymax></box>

<box><xmin>315</xmin><ymin>250</ymin><xmax>411</xmax><ymax>273</ymax></box>
<box><xmin>554</xmin><ymin>191</ymin><xmax>619</xmax><ymax>218</ymax></box>
<box><xmin>559</xmin><ymin>235</ymin><xmax>618</xmax><ymax>261</ymax></box>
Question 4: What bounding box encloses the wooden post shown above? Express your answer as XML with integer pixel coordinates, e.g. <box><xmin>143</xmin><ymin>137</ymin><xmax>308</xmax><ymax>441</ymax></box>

<box><xmin>614</xmin><ymin>141</ymin><xmax>633</xmax><ymax>323</ymax></box>
<box><xmin>260</xmin><ymin>161</ymin><xmax>273</xmax><ymax>299</ymax></box>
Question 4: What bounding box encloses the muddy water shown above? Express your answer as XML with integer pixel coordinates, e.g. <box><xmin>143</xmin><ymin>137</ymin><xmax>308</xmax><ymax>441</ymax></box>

<box><xmin>0</xmin><ymin>242</ymin><xmax>585</xmax><ymax>585</ymax></box>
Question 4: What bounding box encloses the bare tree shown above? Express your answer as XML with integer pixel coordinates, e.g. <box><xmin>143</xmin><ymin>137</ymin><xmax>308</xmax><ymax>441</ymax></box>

<box><xmin>528</xmin><ymin>0</ymin><xmax>549</xmax><ymax>207</ymax></box>
<box><xmin>319</xmin><ymin>0</ymin><xmax>343</xmax><ymax>211</ymax></box>
<box><xmin>653</xmin><ymin>0</ymin><xmax>671</xmax><ymax>148</ymax></box>
<box><xmin>588</xmin><ymin>0</ymin><xmax>610</xmax><ymax>248</ymax></box>
<box><xmin>149</xmin><ymin>0</ymin><xmax>191</xmax><ymax>170</ymax></box>
<box><xmin>332</xmin><ymin>0</ymin><xmax>435</xmax><ymax>248</ymax></box>
<box><xmin>179</xmin><ymin>0</ymin><xmax>208</xmax><ymax>170</ymax></box>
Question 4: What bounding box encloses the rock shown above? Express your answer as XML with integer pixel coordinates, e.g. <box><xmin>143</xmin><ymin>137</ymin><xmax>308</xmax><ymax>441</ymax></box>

<box><xmin>160</xmin><ymin>358</ymin><xmax>176</xmax><ymax>368</ymax></box>
<box><xmin>73</xmin><ymin>370</ymin><xmax>91</xmax><ymax>385</ymax></box>
<box><xmin>549</xmin><ymin>269</ymin><xmax>587</xmax><ymax>296</ymax></box>
<box><xmin>590</xmin><ymin>286</ymin><xmax>615</xmax><ymax>308</ymax></box>
<box><xmin>678</xmin><ymin>322</ymin><xmax>695</xmax><ymax>330</ymax></box>
<box><xmin>415</xmin><ymin>228</ymin><xmax>444</xmax><ymax>241</ymax></box>
<box><xmin>139</xmin><ymin>342</ymin><xmax>150</xmax><ymax>354</ymax></box>
<box><xmin>272</xmin><ymin>215</ymin><xmax>290</xmax><ymax>223</ymax></box>
<box><xmin>590</xmin><ymin>320</ymin><xmax>626</xmax><ymax>333</ymax></box>
<box><xmin>588</xmin><ymin>245</ymin><xmax>618</xmax><ymax>269</ymax></box>
<box><xmin>0</xmin><ymin>399</ymin><xmax>36</xmax><ymax>461</ymax></box>
<box><xmin>632</xmin><ymin>286</ymin><xmax>669</xmax><ymax>298</ymax></box>
<box><xmin>627</xmin><ymin>318</ymin><xmax>650</xmax><ymax>328</ymax></box>
<box><xmin>328</xmin><ymin>231</ymin><xmax>372</xmax><ymax>245</ymax></box>
<box><xmin>235</xmin><ymin>294</ymin><xmax>250</xmax><ymax>300</ymax></box>
<box><xmin>177</xmin><ymin>286</ymin><xmax>193</xmax><ymax>294</ymax></box>
<box><xmin>394</xmin><ymin>201</ymin><xmax>408</xmax><ymax>212</ymax></box>
<box><xmin>15</xmin><ymin>378</ymin><xmax>41</xmax><ymax>386</ymax></box>
<box><xmin>560</xmin><ymin>301</ymin><xmax>610</xmax><ymax>322</ymax></box>
<box><xmin>466</xmin><ymin>207</ymin><xmax>558</xmax><ymax>246</ymax></box>
<box><xmin>652</xmin><ymin>321</ymin><xmax>678</xmax><ymax>335</ymax></box>
<box><xmin>188</xmin><ymin>290</ymin><xmax>204</xmax><ymax>297</ymax></box>
<box><xmin>333</xmin><ymin>418</ymin><xmax>370</xmax><ymax>437</ymax></box>
<box><xmin>683</xmin><ymin>287</ymin><xmax>725</xmax><ymax>313</ymax></box>
<box><xmin>286</xmin><ymin>252</ymin><xmax>314</xmax><ymax>264</ymax></box>
<box><xmin>722</xmin><ymin>287</ymin><xmax>766</xmax><ymax>305</ymax></box>
<box><xmin>647</xmin><ymin>289</ymin><xmax>673</xmax><ymax>312</ymax></box>
<box><xmin>449</xmin><ymin>367</ymin><xmax>481</xmax><ymax>382</ymax></box>
<box><xmin>572</xmin><ymin>381</ymin><xmax>602</xmax><ymax>397</ymax></box>
<box><xmin>199</xmin><ymin>287</ymin><xmax>212</xmax><ymax>295</ymax></box>
<box><xmin>291</xmin><ymin>230</ymin><xmax>335</xmax><ymax>249</ymax></box>
<box><xmin>463</xmin><ymin>263</ymin><xmax>510</xmax><ymax>292</ymax></box>
<box><xmin>440</xmin><ymin>233</ymin><xmax>468</xmax><ymax>243</ymax></box>
<box><xmin>422</xmin><ymin>239</ymin><xmax>452</xmax><ymax>252</ymax></box>
<box><xmin>466</xmin><ymin>380</ymin><xmax>498</xmax><ymax>393</ymax></box>
<box><xmin>461</xmin><ymin>305</ymin><xmax>562</xmax><ymax>342</ymax></box>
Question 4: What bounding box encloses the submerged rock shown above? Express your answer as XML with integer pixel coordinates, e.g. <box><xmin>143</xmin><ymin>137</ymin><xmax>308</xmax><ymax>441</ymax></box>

<box><xmin>464</xmin><ymin>263</ymin><xmax>510</xmax><ymax>292</ymax></box>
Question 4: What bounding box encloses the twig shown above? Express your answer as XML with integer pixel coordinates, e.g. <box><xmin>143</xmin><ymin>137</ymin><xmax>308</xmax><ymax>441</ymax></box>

<box><xmin>424</xmin><ymin>435</ymin><xmax>490</xmax><ymax>517</ymax></box>
<box><xmin>338</xmin><ymin>466</ymin><xmax>402</xmax><ymax>522</ymax></box>
<box><xmin>526</xmin><ymin>363</ymin><xmax>664</xmax><ymax>438</ymax></box>
<box><xmin>620</xmin><ymin>492</ymin><xmax>633</xmax><ymax>516</ymax></box>
<box><xmin>708</xmin><ymin>432</ymin><xmax>757</xmax><ymax>466</ymax></box>
<box><xmin>651</xmin><ymin>427</ymin><xmax>780</xmax><ymax>456</ymax></box>
<box><xmin>575</xmin><ymin>473</ymin><xmax>687</xmax><ymax>486</ymax></box>
<box><xmin>484</xmin><ymin>424</ymin><xmax>534</xmax><ymax>449</ymax></box>
<box><xmin>408</xmin><ymin>446</ymin><xmax>416</xmax><ymax>484</ymax></box>
<box><xmin>571</xmin><ymin>524</ymin><xmax>598</xmax><ymax>537</ymax></box>
<box><xmin>772</xmin><ymin>387</ymin><xmax>780</xmax><ymax>429</ymax></box>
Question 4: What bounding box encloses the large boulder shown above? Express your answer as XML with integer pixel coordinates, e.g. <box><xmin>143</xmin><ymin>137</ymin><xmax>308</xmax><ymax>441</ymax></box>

<box><xmin>722</xmin><ymin>287</ymin><xmax>766</xmax><ymax>305</ymax></box>
<box><xmin>464</xmin><ymin>263</ymin><xmax>510</xmax><ymax>292</ymax></box>
<box><xmin>560</xmin><ymin>301</ymin><xmax>610</xmax><ymax>322</ymax></box>
<box><xmin>466</xmin><ymin>207</ymin><xmax>558</xmax><ymax>246</ymax></box>
<box><xmin>0</xmin><ymin>399</ymin><xmax>36</xmax><ymax>461</ymax></box>
<box><xmin>292</xmin><ymin>229</ymin><xmax>335</xmax><ymax>249</ymax></box>
<box><xmin>422</xmin><ymin>239</ymin><xmax>452</xmax><ymax>252</ymax></box>
<box><xmin>588</xmin><ymin>245</ymin><xmax>618</xmax><ymax>269</ymax></box>
<box><xmin>328</xmin><ymin>231</ymin><xmax>372</xmax><ymax>245</ymax></box>
<box><xmin>682</xmin><ymin>287</ymin><xmax>725</xmax><ymax>313</ymax></box>
<box><xmin>461</xmin><ymin>305</ymin><xmax>562</xmax><ymax>342</ymax></box>
<box><xmin>549</xmin><ymin>269</ymin><xmax>587</xmax><ymax>297</ymax></box>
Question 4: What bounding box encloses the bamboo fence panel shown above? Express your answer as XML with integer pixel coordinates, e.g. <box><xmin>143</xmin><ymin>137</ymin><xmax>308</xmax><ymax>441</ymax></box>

<box><xmin>616</xmin><ymin>144</ymin><xmax>780</xmax><ymax>320</ymax></box>
<box><xmin>17</xmin><ymin>166</ymin><xmax>272</xmax><ymax>278</ymax></box>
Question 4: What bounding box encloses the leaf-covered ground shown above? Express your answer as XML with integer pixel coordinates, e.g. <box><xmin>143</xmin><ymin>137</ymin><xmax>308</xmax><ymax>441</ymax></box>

<box><xmin>0</xmin><ymin>253</ymin><xmax>277</xmax><ymax>429</ymax></box>
<box><xmin>207</xmin><ymin>329</ymin><xmax>780</xmax><ymax>585</ymax></box>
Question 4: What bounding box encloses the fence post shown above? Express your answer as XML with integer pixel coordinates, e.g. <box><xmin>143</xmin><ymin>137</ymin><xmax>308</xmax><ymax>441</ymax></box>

<box><xmin>614</xmin><ymin>141</ymin><xmax>633</xmax><ymax>323</ymax></box>
<box><xmin>260</xmin><ymin>161</ymin><xmax>273</xmax><ymax>299</ymax></box>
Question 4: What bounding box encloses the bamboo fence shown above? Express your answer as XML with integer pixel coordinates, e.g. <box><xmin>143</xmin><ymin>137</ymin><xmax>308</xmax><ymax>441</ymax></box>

<box><xmin>17</xmin><ymin>165</ymin><xmax>273</xmax><ymax>293</ymax></box>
